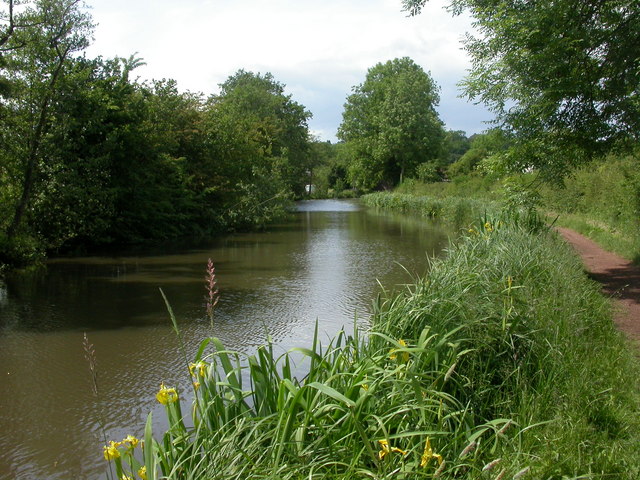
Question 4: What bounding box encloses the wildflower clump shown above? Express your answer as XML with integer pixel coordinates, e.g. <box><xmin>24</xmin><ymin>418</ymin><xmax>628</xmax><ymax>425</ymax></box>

<box><xmin>389</xmin><ymin>338</ymin><xmax>410</xmax><ymax>363</ymax></box>
<box><xmin>103</xmin><ymin>441</ymin><xmax>120</xmax><ymax>461</ymax></box>
<box><xmin>137</xmin><ymin>466</ymin><xmax>147</xmax><ymax>480</ymax></box>
<box><xmin>121</xmin><ymin>435</ymin><xmax>139</xmax><ymax>450</ymax></box>
<box><xmin>189</xmin><ymin>361</ymin><xmax>208</xmax><ymax>378</ymax></box>
<box><xmin>102</xmin><ymin>435</ymin><xmax>143</xmax><ymax>480</ymax></box>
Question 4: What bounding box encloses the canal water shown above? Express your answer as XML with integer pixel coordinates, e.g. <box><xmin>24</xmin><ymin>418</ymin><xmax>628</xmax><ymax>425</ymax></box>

<box><xmin>0</xmin><ymin>199</ymin><xmax>454</xmax><ymax>480</ymax></box>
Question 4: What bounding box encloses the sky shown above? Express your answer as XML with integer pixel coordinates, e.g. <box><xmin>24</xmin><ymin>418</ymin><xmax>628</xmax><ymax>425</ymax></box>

<box><xmin>84</xmin><ymin>0</ymin><xmax>494</xmax><ymax>142</ymax></box>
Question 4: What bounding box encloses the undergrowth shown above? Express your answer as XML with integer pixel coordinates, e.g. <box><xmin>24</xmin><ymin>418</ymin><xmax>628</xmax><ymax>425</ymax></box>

<box><xmin>540</xmin><ymin>154</ymin><xmax>640</xmax><ymax>263</ymax></box>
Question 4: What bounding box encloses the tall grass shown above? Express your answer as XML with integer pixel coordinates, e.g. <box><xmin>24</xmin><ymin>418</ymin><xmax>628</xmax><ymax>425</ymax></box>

<box><xmin>360</xmin><ymin>192</ymin><xmax>501</xmax><ymax>229</ymax></box>
<box><xmin>101</xmin><ymin>212</ymin><xmax>640</xmax><ymax>479</ymax></box>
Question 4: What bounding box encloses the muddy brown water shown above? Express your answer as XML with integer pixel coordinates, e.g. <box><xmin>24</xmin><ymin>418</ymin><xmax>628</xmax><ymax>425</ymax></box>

<box><xmin>0</xmin><ymin>199</ymin><xmax>454</xmax><ymax>480</ymax></box>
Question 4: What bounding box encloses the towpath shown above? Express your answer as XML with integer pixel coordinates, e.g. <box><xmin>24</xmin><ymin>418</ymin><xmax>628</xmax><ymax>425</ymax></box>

<box><xmin>557</xmin><ymin>227</ymin><xmax>640</xmax><ymax>348</ymax></box>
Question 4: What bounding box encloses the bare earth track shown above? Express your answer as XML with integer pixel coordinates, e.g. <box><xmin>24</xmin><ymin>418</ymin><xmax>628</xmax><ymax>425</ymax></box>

<box><xmin>557</xmin><ymin>227</ymin><xmax>640</xmax><ymax>347</ymax></box>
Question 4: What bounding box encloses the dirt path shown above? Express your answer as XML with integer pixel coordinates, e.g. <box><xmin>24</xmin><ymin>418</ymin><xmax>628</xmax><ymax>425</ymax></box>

<box><xmin>557</xmin><ymin>227</ymin><xmax>640</xmax><ymax>347</ymax></box>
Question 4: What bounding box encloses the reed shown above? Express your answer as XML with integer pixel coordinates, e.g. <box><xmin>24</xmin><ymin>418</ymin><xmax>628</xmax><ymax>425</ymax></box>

<box><xmin>360</xmin><ymin>192</ymin><xmax>500</xmax><ymax>229</ymax></box>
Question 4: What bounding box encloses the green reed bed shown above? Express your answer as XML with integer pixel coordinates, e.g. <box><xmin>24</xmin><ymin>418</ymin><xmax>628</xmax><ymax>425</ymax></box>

<box><xmin>101</xmin><ymin>214</ymin><xmax>640</xmax><ymax>479</ymax></box>
<box><xmin>360</xmin><ymin>192</ymin><xmax>499</xmax><ymax>228</ymax></box>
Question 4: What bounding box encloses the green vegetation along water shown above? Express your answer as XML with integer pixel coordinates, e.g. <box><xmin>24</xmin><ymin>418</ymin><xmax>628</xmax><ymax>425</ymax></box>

<box><xmin>101</xmin><ymin>199</ymin><xmax>640</xmax><ymax>479</ymax></box>
<box><xmin>0</xmin><ymin>199</ymin><xmax>454</xmax><ymax>480</ymax></box>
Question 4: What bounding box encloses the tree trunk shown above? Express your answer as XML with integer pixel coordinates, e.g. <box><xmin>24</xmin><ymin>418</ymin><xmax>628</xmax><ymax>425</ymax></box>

<box><xmin>6</xmin><ymin>46</ymin><xmax>69</xmax><ymax>239</ymax></box>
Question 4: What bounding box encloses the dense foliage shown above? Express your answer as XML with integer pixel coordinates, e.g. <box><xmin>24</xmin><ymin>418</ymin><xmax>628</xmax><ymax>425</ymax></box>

<box><xmin>403</xmin><ymin>0</ymin><xmax>640</xmax><ymax>178</ymax></box>
<box><xmin>540</xmin><ymin>153</ymin><xmax>640</xmax><ymax>262</ymax></box>
<box><xmin>0</xmin><ymin>1</ymin><xmax>314</xmax><ymax>266</ymax></box>
<box><xmin>338</xmin><ymin>57</ymin><xmax>445</xmax><ymax>190</ymax></box>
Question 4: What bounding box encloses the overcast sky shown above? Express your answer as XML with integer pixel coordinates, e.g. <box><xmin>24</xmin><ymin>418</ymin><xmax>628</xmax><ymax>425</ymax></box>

<box><xmin>84</xmin><ymin>0</ymin><xmax>494</xmax><ymax>142</ymax></box>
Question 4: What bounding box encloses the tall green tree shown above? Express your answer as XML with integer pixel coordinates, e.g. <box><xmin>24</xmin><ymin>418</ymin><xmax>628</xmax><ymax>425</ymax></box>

<box><xmin>441</xmin><ymin>129</ymin><xmax>471</xmax><ymax>165</ymax></box>
<box><xmin>201</xmin><ymin>70</ymin><xmax>312</xmax><ymax>228</ymax></box>
<box><xmin>338</xmin><ymin>57</ymin><xmax>444</xmax><ymax>190</ymax></box>
<box><xmin>1</xmin><ymin>0</ymin><xmax>92</xmax><ymax>239</ymax></box>
<box><xmin>447</xmin><ymin>128</ymin><xmax>512</xmax><ymax>178</ymax></box>
<box><xmin>403</xmin><ymin>0</ymin><xmax>640</xmax><ymax>177</ymax></box>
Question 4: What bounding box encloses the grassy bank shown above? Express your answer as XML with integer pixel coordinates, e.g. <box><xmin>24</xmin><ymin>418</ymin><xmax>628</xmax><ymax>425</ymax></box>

<box><xmin>360</xmin><ymin>191</ymin><xmax>500</xmax><ymax>229</ymax></box>
<box><xmin>540</xmin><ymin>155</ymin><xmax>640</xmax><ymax>263</ymax></box>
<box><xmin>102</xmin><ymin>210</ymin><xmax>640</xmax><ymax>479</ymax></box>
<box><xmin>391</xmin><ymin>153</ymin><xmax>640</xmax><ymax>263</ymax></box>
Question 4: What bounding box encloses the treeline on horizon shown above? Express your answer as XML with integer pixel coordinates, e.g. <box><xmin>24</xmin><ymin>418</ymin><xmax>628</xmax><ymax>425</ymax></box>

<box><xmin>0</xmin><ymin>1</ymin><xmax>472</xmax><ymax>267</ymax></box>
<box><xmin>2</xmin><ymin>0</ymin><xmax>639</xmax><ymax>268</ymax></box>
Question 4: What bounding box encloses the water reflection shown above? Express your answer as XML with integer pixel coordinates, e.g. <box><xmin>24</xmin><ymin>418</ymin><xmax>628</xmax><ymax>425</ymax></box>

<box><xmin>0</xmin><ymin>200</ymin><xmax>454</xmax><ymax>480</ymax></box>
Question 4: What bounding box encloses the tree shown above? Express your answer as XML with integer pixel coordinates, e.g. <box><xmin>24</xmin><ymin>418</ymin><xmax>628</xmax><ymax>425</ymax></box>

<box><xmin>403</xmin><ymin>0</ymin><xmax>640</xmax><ymax>177</ymax></box>
<box><xmin>1</xmin><ymin>0</ymin><xmax>93</xmax><ymax>239</ymax></box>
<box><xmin>441</xmin><ymin>129</ymin><xmax>471</xmax><ymax>165</ymax></box>
<box><xmin>447</xmin><ymin>128</ymin><xmax>511</xmax><ymax>178</ymax></box>
<box><xmin>205</xmin><ymin>70</ymin><xmax>312</xmax><ymax>204</ymax></box>
<box><xmin>338</xmin><ymin>57</ymin><xmax>444</xmax><ymax>190</ymax></box>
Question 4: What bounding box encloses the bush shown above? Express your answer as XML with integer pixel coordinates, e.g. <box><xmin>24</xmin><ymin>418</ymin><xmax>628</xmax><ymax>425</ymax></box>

<box><xmin>415</xmin><ymin>161</ymin><xmax>443</xmax><ymax>183</ymax></box>
<box><xmin>0</xmin><ymin>233</ymin><xmax>44</xmax><ymax>269</ymax></box>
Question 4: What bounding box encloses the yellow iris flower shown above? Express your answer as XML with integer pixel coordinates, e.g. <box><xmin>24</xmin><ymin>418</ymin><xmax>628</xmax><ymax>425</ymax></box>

<box><xmin>121</xmin><ymin>435</ymin><xmax>139</xmax><ymax>449</ymax></box>
<box><xmin>103</xmin><ymin>441</ymin><xmax>120</xmax><ymax>461</ymax></box>
<box><xmin>378</xmin><ymin>439</ymin><xmax>407</xmax><ymax>460</ymax></box>
<box><xmin>138</xmin><ymin>466</ymin><xmax>147</xmax><ymax>480</ymax></box>
<box><xmin>188</xmin><ymin>362</ymin><xmax>207</xmax><ymax>378</ymax></box>
<box><xmin>156</xmin><ymin>382</ymin><xmax>178</xmax><ymax>405</ymax></box>
<box><xmin>389</xmin><ymin>339</ymin><xmax>409</xmax><ymax>363</ymax></box>
<box><xmin>420</xmin><ymin>437</ymin><xmax>443</xmax><ymax>468</ymax></box>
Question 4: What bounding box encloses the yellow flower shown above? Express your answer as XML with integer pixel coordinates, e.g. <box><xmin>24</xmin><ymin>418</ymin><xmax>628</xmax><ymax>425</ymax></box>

<box><xmin>138</xmin><ymin>466</ymin><xmax>147</xmax><ymax>480</ymax></box>
<box><xmin>420</xmin><ymin>437</ymin><xmax>443</xmax><ymax>468</ymax></box>
<box><xmin>484</xmin><ymin>221</ymin><xmax>493</xmax><ymax>232</ymax></box>
<box><xmin>377</xmin><ymin>439</ymin><xmax>407</xmax><ymax>460</ymax></box>
<box><xmin>121</xmin><ymin>435</ymin><xmax>139</xmax><ymax>450</ymax></box>
<box><xmin>193</xmin><ymin>381</ymin><xmax>201</xmax><ymax>390</ymax></box>
<box><xmin>389</xmin><ymin>339</ymin><xmax>409</xmax><ymax>363</ymax></box>
<box><xmin>103</xmin><ymin>441</ymin><xmax>120</xmax><ymax>461</ymax></box>
<box><xmin>120</xmin><ymin>475</ymin><xmax>133</xmax><ymax>480</ymax></box>
<box><xmin>189</xmin><ymin>362</ymin><xmax>208</xmax><ymax>378</ymax></box>
<box><xmin>156</xmin><ymin>382</ymin><xmax>178</xmax><ymax>405</ymax></box>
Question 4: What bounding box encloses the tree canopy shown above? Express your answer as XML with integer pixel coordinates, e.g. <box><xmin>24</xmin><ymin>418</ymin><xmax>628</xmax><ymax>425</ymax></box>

<box><xmin>210</xmin><ymin>70</ymin><xmax>312</xmax><ymax>198</ymax></box>
<box><xmin>1</xmin><ymin>0</ymin><xmax>93</xmax><ymax>239</ymax></box>
<box><xmin>403</xmin><ymin>0</ymin><xmax>640</xmax><ymax>177</ymax></box>
<box><xmin>338</xmin><ymin>57</ymin><xmax>444</xmax><ymax>190</ymax></box>
<box><xmin>0</xmin><ymin>2</ymin><xmax>316</xmax><ymax>265</ymax></box>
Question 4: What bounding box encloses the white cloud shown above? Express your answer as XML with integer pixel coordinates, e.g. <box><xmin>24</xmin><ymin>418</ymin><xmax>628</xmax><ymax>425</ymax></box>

<box><xmin>85</xmin><ymin>0</ymin><xmax>493</xmax><ymax>141</ymax></box>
